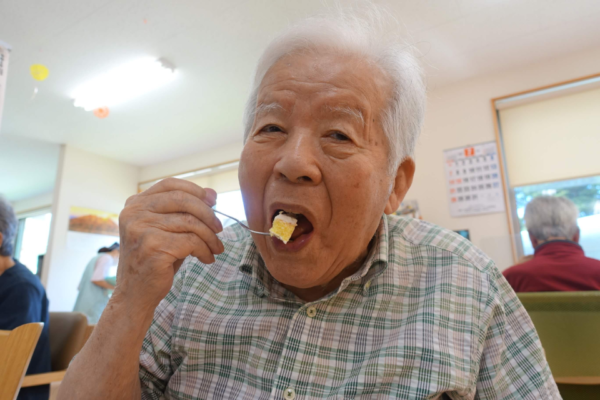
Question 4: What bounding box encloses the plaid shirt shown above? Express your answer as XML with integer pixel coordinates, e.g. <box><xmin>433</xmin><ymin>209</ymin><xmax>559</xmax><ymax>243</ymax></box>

<box><xmin>139</xmin><ymin>215</ymin><xmax>560</xmax><ymax>399</ymax></box>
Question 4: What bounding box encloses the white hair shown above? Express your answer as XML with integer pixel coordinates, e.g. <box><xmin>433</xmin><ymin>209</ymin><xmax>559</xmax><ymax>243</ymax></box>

<box><xmin>525</xmin><ymin>196</ymin><xmax>580</xmax><ymax>241</ymax></box>
<box><xmin>0</xmin><ymin>195</ymin><xmax>18</xmax><ymax>257</ymax></box>
<box><xmin>242</xmin><ymin>5</ymin><xmax>426</xmax><ymax>175</ymax></box>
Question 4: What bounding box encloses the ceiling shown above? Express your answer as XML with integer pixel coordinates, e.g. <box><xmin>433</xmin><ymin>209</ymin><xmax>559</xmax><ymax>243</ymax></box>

<box><xmin>1</xmin><ymin>0</ymin><xmax>600</xmax><ymax>198</ymax></box>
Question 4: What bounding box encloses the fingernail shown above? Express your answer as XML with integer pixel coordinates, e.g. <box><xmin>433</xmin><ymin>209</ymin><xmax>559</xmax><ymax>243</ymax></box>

<box><xmin>215</xmin><ymin>217</ymin><xmax>223</xmax><ymax>232</ymax></box>
<box><xmin>205</xmin><ymin>189</ymin><xmax>217</xmax><ymax>205</ymax></box>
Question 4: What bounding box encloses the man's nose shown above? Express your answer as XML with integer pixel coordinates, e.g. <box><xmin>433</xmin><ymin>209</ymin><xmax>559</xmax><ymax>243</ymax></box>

<box><xmin>273</xmin><ymin>133</ymin><xmax>322</xmax><ymax>185</ymax></box>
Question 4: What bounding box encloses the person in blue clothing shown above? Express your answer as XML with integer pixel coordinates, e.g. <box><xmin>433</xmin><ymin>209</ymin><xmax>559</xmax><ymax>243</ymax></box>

<box><xmin>0</xmin><ymin>196</ymin><xmax>50</xmax><ymax>400</ymax></box>
<box><xmin>73</xmin><ymin>242</ymin><xmax>119</xmax><ymax>324</ymax></box>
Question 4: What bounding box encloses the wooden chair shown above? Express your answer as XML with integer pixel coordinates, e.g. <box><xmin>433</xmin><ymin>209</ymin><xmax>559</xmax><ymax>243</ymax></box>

<box><xmin>21</xmin><ymin>313</ymin><xmax>92</xmax><ymax>390</ymax></box>
<box><xmin>518</xmin><ymin>291</ymin><xmax>600</xmax><ymax>400</ymax></box>
<box><xmin>0</xmin><ymin>323</ymin><xmax>44</xmax><ymax>400</ymax></box>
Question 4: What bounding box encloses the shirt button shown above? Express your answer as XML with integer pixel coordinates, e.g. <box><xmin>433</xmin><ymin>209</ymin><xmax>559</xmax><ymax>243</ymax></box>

<box><xmin>284</xmin><ymin>387</ymin><xmax>296</xmax><ymax>400</ymax></box>
<box><xmin>306</xmin><ymin>306</ymin><xmax>317</xmax><ymax>318</ymax></box>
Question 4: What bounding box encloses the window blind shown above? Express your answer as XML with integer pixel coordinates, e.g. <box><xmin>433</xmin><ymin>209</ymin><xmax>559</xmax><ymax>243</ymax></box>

<box><xmin>185</xmin><ymin>169</ymin><xmax>239</xmax><ymax>194</ymax></box>
<box><xmin>138</xmin><ymin>161</ymin><xmax>240</xmax><ymax>194</ymax></box>
<box><xmin>498</xmin><ymin>86</ymin><xmax>600</xmax><ymax>187</ymax></box>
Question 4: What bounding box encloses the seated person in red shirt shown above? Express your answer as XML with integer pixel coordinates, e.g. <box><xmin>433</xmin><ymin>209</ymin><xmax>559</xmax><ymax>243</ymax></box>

<box><xmin>503</xmin><ymin>195</ymin><xmax>600</xmax><ymax>292</ymax></box>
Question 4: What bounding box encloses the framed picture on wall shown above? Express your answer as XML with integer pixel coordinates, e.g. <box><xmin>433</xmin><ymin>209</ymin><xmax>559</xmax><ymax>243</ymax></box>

<box><xmin>68</xmin><ymin>206</ymin><xmax>119</xmax><ymax>237</ymax></box>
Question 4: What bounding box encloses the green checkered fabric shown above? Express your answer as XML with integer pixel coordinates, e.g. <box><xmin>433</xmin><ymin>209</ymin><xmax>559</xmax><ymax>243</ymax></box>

<box><xmin>139</xmin><ymin>215</ymin><xmax>560</xmax><ymax>399</ymax></box>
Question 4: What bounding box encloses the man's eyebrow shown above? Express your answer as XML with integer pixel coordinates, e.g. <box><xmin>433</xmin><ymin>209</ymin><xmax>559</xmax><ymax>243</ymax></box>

<box><xmin>255</xmin><ymin>102</ymin><xmax>286</xmax><ymax>117</ymax></box>
<box><xmin>322</xmin><ymin>105</ymin><xmax>365</xmax><ymax>126</ymax></box>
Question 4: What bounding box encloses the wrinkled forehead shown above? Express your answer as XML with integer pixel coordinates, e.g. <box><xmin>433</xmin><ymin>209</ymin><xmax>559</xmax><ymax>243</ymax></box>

<box><xmin>257</xmin><ymin>51</ymin><xmax>392</xmax><ymax>117</ymax></box>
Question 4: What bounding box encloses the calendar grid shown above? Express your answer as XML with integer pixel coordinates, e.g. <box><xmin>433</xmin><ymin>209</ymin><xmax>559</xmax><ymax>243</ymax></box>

<box><xmin>444</xmin><ymin>142</ymin><xmax>505</xmax><ymax>217</ymax></box>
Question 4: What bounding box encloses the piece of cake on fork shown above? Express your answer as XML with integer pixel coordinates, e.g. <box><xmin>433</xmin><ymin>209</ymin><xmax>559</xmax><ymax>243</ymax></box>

<box><xmin>269</xmin><ymin>212</ymin><xmax>297</xmax><ymax>244</ymax></box>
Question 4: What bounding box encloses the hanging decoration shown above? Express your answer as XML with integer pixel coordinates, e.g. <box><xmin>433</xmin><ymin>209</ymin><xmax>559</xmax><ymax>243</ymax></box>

<box><xmin>0</xmin><ymin>40</ymin><xmax>10</xmax><ymax>132</ymax></box>
<box><xmin>30</xmin><ymin>64</ymin><xmax>49</xmax><ymax>81</ymax></box>
<box><xmin>93</xmin><ymin>106</ymin><xmax>110</xmax><ymax>119</ymax></box>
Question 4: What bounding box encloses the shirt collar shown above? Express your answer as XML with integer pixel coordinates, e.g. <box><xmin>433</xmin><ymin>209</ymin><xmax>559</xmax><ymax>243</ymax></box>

<box><xmin>238</xmin><ymin>215</ymin><xmax>390</xmax><ymax>301</ymax></box>
<box><xmin>534</xmin><ymin>239</ymin><xmax>584</xmax><ymax>256</ymax></box>
<box><xmin>238</xmin><ymin>239</ymin><xmax>268</xmax><ymax>298</ymax></box>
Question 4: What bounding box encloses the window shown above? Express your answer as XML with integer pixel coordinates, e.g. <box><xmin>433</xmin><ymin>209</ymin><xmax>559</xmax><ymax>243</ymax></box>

<box><xmin>14</xmin><ymin>212</ymin><xmax>53</xmax><ymax>275</ymax></box>
<box><xmin>514</xmin><ymin>176</ymin><xmax>600</xmax><ymax>259</ymax></box>
<box><xmin>494</xmin><ymin>75</ymin><xmax>600</xmax><ymax>262</ymax></box>
<box><xmin>214</xmin><ymin>190</ymin><xmax>247</xmax><ymax>227</ymax></box>
<box><xmin>139</xmin><ymin>160</ymin><xmax>247</xmax><ymax>227</ymax></box>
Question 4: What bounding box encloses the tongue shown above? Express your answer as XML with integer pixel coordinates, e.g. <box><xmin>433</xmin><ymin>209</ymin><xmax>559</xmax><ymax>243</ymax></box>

<box><xmin>290</xmin><ymin>215</ymin><xmax>313</xmax><ymax>240</ymax></box>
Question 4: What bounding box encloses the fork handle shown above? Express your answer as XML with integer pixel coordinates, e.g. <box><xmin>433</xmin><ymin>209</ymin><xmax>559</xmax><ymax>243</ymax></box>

<box><xmin>213</xmin><ymin>209</ymin><xmax>270</xmax><ymax>235</ymax></box>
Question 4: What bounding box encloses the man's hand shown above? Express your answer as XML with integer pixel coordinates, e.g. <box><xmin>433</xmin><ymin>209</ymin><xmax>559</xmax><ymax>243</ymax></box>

<box><xmin>58</xmin><ymin>178</ymin><xmax>225</xmax><ymax>400</ymax></box>
<box><xmin>115</xmin><ymin>178</ymin><xmax>225</xmax><ymax>311</ymax></box>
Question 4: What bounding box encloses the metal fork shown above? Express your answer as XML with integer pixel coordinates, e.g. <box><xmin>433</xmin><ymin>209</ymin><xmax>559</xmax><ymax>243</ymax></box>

<box><xmin>213</xmin><ymin>209</ymin><xmax>270</xmax><ymax>235</ymax></box>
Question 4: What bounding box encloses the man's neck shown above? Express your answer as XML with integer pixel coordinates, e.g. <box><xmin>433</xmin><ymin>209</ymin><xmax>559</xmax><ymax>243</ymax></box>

<box><xmin>0</xmin><ymin>256</ymin><xmax>16</xmax><ymax>277</ymax></box>
<box><xmin>283</xmin><ymin>240</ymin><xmax>373</xmax><ymax>303</ymax></box>
<box><xmin>536</xmin><ymin>237</ymin><xmax>569</xmax><ymax>246</ymax></box>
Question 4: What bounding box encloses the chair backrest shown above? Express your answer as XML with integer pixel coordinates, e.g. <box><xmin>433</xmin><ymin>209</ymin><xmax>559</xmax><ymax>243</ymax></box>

<box><xmin>518</xmin><ymin>291</ymin><xmax>600</xmax><ymax>378</ymax></box>
<box><xmin>48</xmin><ymin>312</ymin><xmax>89</xmax><ymax>371</ymax></box>
<box><xmin>0</xmin><ymin>323</ymin><xmax>43</xmax><ymax>400</ymax></box>
<box><xmin>83</xmin><ymin>323</ymin><xmax>96</xmax><ymax>345</ymax></box>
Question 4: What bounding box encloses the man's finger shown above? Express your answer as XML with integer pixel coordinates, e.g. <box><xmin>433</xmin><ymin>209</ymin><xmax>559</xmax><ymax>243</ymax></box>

<box><xmin>145</xmin><ymin>230</ymin><xmax>217</xmax><ymax>265</ymax></box>
<box><xmin>144</xmin><ymin>212</ymin><xmax>224</xmax><ymax>255</ymax></box>
<box><xmin>141</xmin><ymin>177</ymin><xmax>217</xmax><ymax>207</ymax></box>
<box><xmin>204</xmin><ymin>188</ymin><xmax>217</xmax><ymax>208</ymax></box>
<box><xmin>143</xmin><ymin>190</ymin><xmax>223</xmax><ymax>233</ymax></box>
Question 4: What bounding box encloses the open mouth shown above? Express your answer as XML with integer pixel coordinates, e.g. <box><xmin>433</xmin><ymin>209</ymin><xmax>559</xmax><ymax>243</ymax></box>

<box><xmin>272</xmin><ymin>209</ymin><xmax>314</xmax><ymax>242</ymax></box>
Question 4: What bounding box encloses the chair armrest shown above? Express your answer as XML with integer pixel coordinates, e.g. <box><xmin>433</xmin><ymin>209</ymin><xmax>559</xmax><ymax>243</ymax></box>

<box><xmin>554</xmin><ymin>376</ymin><xmax>600</xmax><ymax>385</ymax></box>
<box><xmin>21</xmin><ymin>370</ymin><xmax>67</xmax><ymax>387</ymax></box>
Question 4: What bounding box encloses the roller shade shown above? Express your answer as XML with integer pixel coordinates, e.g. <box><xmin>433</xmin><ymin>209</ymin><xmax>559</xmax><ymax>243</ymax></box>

<box><xmin>138</xmin><ymin>161</ymin><xmax>240</xmax><ymax>193</ymax></box>
<box><xmin>499</xmin><ymin>86</ymin><xmax>600</xmax><ymax>187</ymax></box>
<box><xmin>186</xmin><ymin>169</ymin><xmax>239</xmax><ymax>193</ymax></box>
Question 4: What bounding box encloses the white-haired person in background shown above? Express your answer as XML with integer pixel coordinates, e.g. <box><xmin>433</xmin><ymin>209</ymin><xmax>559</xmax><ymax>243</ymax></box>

<box><xmin>59</xmin><ymin>8</ymin><xmax>560</xmax><ymax>400</ymax></box>
<box><xmin>0</xmin><ymin>196</ymin><xmax>51</xmax><ymax>400</ymax></box>
<box><xmin>504</xmin><ymin>195</ymin><xmax>600</xmax><ymax>293</ymax></box>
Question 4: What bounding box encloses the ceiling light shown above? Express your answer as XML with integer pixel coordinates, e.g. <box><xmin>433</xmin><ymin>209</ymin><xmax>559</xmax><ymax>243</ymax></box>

<box><xmin>71</xmin><ymin>57</ymin><xmax>176</xmax><ymax>111</ymax></box>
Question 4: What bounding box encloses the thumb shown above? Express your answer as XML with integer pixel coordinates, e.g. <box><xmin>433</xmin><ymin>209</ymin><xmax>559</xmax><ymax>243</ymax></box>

<box><xmin>173</xmin><ymin>259</ymin><xmax>185</xmax><ymax>273</ymax></box>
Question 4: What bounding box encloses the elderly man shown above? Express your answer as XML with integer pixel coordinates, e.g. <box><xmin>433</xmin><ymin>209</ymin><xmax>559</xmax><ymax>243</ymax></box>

<box><xmin>0</xmin><ymin>196</ymin><xmax>51</xmax><ymax>400</ymax></box>
<box><xmin>504</xmin><ymin>195</ymin><xmax>600</xmax><ymax>292</ymax></box>
<box><xmin>60</xmin><ymin>12</ymin><xmax>560</xmax><ymax>400</ymax></box>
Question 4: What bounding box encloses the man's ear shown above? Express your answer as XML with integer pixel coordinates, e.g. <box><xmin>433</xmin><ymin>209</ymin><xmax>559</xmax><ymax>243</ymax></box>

<box><xmin>528</xmin><ymin>232</ymin><xmax>539</xmax><ymax>248</ymax></box>
<box><xmin>572</xmin><ymin>227</ymin><xmax>580</xmax><ymax>243</ymax></box>
<box><xmin>0</xmin><ymin>232</ymin><xmax>3</xmax><ymax>248</ymax></box>
<box><xmin>384</xmin><ymin>158</ymin><xmax>416</xmax><ymax>215</ymax></box>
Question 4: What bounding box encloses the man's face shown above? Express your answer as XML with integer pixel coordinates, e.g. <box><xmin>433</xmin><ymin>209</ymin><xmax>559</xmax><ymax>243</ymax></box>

<box><xmin>239</xmin><ymin>51</ymin><xmax>398</xmax><ymax>289</ymax></box>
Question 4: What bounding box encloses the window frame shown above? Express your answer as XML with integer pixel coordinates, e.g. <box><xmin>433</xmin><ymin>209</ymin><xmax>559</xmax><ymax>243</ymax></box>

<box><xmin>137</xmin><ymin>159</ymin><xmax>240</xmax><ymax>193</ymax></box>
<box><xmin>14</xmin><ymin>206</ymin><xmax>53</xmax><ymax>277</ymax></box>
<box><xmin>491</xmin><ymin>72</ymin><xmax>600</xmax><ymax>262</ymax></box>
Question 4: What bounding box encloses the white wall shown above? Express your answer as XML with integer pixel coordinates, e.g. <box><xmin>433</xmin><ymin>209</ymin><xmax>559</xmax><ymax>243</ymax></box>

<box><xmin>408</xmin><ymin>46</ymin><xmax>600</xmax><ymax>270</ymax></box>
<box><xmin>0</xmin><ymin>135</ymin><xmax>60</xmax><ymax>203</ymax></box>
<box><xmin>43</xmin><ymin>145</ymin><xmax>139</xmax><ymax>311</ymax></box>
<box><xmin>11</xmin><ymin>191</ymin><xmax>53</xmax><ymax>215</ymax></box>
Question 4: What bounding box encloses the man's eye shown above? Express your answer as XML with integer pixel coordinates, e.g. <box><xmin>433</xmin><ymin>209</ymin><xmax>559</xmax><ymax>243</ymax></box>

<box><xmin>261</xmin><ymin>125</ymin><xmax>283</xmax><ymax>133</ymax></box>
<box><xmin>330</xmin><ymin>131</ymin><xmax>350</xmax><ymax>141</ymax></box>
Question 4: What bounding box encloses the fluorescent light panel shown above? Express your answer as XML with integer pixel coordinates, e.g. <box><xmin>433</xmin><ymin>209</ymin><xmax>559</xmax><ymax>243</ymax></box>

<box><xmin>72</xmin><ymin>57</ymin><xmax>176</xmax><ymax>111</ymax></box>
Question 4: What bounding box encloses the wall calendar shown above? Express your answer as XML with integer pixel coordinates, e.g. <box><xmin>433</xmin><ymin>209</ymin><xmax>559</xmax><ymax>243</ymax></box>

<box><xmin>443</xmin><ymin>141</ymin><xmax>505</xmax><ymax>217</ymax></box>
